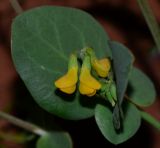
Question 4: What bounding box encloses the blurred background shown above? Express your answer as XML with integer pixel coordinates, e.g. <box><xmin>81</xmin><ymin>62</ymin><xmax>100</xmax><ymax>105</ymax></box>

<box><xmin>0</xmin><ymin>0</ymin><xmax>160</xmax><ymax>147</ymax></box>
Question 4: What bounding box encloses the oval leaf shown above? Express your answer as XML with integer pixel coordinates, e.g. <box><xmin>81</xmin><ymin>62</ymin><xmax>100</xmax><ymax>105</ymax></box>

<box><xmin>128</xmin><ymin>67</ymin><xmax>156</xmax><ymax>107</ymax></box>
<box><xmin>11</xmin><ymin>6</ymin><xmax>111</xmax><ymax>120</ymax></box>
<box><xmin>109</xmin><ymin>41</ymin><xmax>134</xmax><ymax>104</ymax></box>
<box><xmin>109</xmin><ymin>41</ymin><xmax>134</xmax><ymax>129</ymax></box>
<box><xmin>36</xmin><ymin>132</ymin><xmax>72</xmax><ymax>148</ymax></box>
<box><xmin>95</xmin><ymin>102</ymin><xmax>141</xmax><ymax>144</ymax></box>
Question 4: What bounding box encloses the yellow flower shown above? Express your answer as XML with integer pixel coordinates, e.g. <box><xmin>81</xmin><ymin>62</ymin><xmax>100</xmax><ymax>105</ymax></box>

<box><xmin>79</xmin><ymin>55</ymin><xmax>101</xmax><ymax>97</ymax></box>
<box><xmin>92</xmin><ymin>58</ymin><xmax>111</xmax><ymax>78</ymax></box>
<box><xmin>85</xmin><ymin>47</ymin><xmax>111</xmax><ymax>78</ymax></box>
<box><xmin>54</xmin><ymin>54</ymin><xmax>78</xmax><ymax>94</ymax></box>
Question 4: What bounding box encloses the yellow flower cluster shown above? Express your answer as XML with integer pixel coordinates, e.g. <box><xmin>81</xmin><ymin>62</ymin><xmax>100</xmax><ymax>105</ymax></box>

<box><xmin>55</xmin><ymin>48</ymin><xmax>111</xmax><ymax>97</ymax></box>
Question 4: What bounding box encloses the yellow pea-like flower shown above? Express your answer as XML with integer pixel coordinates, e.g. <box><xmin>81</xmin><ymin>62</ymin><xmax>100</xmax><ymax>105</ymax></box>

<box><xmin>54</xmin><ymin>54</ymin><xmax>78</xmax><ymax>94</ymax></box>
<box><xmin>85</xmin><ymin>47</ymin><xmax>111</xmax><ymax>78</ymax></box>
<box><xmin>79</xmin><ymin>55</ymin><xmax>101</xmax><ymax>97</ymax></box>
<box><xmin>79</xmin><ymin>82</ymin><xmax>96</xmax><ymax>97</ymax></box>
<box><xmin>92</xmin><ymin>58</ymin><xmax>111</xmax><ymax>78</ymax></box>
<box><xmin>55</xmin><ymin>67</ymin><xmax>77</xmax><ymax>88</ymax></box>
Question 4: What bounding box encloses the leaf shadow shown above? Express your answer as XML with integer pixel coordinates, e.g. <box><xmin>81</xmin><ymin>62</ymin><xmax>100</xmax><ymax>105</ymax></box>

<box><xmin>79</xmin><ymin>94</ymin><xmax>111</xmax><ymax>110</ymax></box>
<box><xmin>126</xmin><ymin>82</ymin><xmax>135</xmax><ymax>98</ymax></box>
<box><xmin>55</xmin><ymin>87</ymin><xmax>110</xmax><ymax>110</ymax></box>
<box><xmin>55</xmin><ymin>89</ymin><xmax>76</xmax><ymax>102</ymax></box>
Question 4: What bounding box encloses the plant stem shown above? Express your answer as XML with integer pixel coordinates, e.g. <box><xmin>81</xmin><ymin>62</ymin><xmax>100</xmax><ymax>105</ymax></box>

<box><xmin>137</xmin><ymin>0</ymin><xmax>160</xmax><ymax>52</ymax></box>
<box><xmin>9</xmin><ymin>0</ymin><xmax>23</xmax><ymax>14</ymax></box>
<box><xmin>140</xmin><ymin>111</ymin><xmax>160</xmax><ymax>130</ymax></box>
<box><xmin>0</xmin><ymin>111</ymin><xmax>47</xmax><ymax>136</ymax></box>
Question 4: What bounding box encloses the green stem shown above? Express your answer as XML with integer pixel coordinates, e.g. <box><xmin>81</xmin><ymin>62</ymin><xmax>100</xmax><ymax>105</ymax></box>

<box><xmin>137</xmin><ymin>0</ymin><xmax>160</xmax><ymax>52</ymax></box>
<box><xmin>9</xmin><ymin>0</ymin><xmax>23</xmax><ymax>14</ymax></box>
<box><xmin>140</xmin><ymin>111</ymin><xmax>160</xmax><ymax>130</ymax></box>
<box><xmin>0</xmin><ymin>111</ymin><xmax>47</xmax><ymax>136</ymax></box>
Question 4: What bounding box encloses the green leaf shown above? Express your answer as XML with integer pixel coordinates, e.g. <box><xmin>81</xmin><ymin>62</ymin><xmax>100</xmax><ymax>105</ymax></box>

<box><xmin>110</xmin><ymin>41</ymin><xmax>134</xmax><ymax>104</ymax></box>
<box><xmin>109</xmin><ymin>41</ymin><xmax>134</xmax><ymax>129</ymax></box>
<box><xmin>95</xmin><ymin>102</ymin><xmax>141</xmax><ymax>145</ymax></box>
<box><xmin>11</xmin><ymin>6</ymin><xmax>111</xmax><ymax>120</ymax></box>
<box><xmin>36</xmin><ymin>132</ymin><xmax>72</xmax><ymax>148</ymax></box>
<box><xmin>128</xmin><ymin>67</ymin><xmax>156</xmax><ymax>107</ymax></box>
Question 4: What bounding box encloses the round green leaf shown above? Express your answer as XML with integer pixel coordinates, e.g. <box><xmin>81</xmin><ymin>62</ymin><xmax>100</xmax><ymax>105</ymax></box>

<box><xmin>128</xmin><ymin>67</ymin><xmax>156</xmax><ymax>107</ymax></box>
<box><xmin>36</xmin><ymin>132</ymin><xmax>72</xmax><ymax>148</ymax></box>
<box><xmin>11</xmin><ymin>6</ymin><xmax>111</xmax><ymax>120</ymax></box>
<box><xmin>95</xmin><ymin>102</ymin><xmax>141</xmax><ymax>144</ymax></box>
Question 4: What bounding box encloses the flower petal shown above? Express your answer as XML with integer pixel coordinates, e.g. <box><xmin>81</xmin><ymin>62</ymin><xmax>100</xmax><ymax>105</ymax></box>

<box><xmin>60</xmin><ymin>85</ymin><xmax>76</xmax><ymax>94</ymax></box>
<box><xmin>87</xmin><ymin>90</ymin><xmax>96</xmax><ymax>97</ymax></box>
<box><xmin>79</xmin><ymin>82</ymin><xmax>95</xmax><ymax>95</ymax></box>
<box><xmin>92</xmin><ymin>58</ymin><xmax>110</xmax><ymax>78</ymax></box>
<box><xmin>80</xmin><ymin>67</ymin><xmax>101</xmax><ymax>89</ymax></box>
<box><xmin>55</xmin><ymin>67</ymin><xmax>78</xmax><ymax>88</ymax></box>
<box><xmin>99</xmin><ymin>58</ymin><xmax>110</xmax><ymax>72</ymax></box>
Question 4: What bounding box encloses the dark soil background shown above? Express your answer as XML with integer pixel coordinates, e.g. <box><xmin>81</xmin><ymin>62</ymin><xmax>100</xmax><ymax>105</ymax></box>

<box><xmin>0</xmin><ymin>0</ymin><xmax>160</xmax><ymax>147</ymax></box>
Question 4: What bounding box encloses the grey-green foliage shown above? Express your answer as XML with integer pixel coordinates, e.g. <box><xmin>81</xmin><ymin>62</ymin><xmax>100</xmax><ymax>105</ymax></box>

<box><xmin>95</xmin><ymin>102</ymin><xmax>141</xmax><ymax>144</ymax></box>
<box><xmin>128</xmin><ymin>67</ymin><xmax>156</xmax><ymax>106</ymax></box>
<box><xmin>11</xmin><ymin>6</ymin><xmax>156</xmax><ymax>145</ymax></box>
<box><xmin>11</xmin><ymin>6</ymin><xmax>111</xmax><ymax>120</ymax></box>
<box><xmin>109</xmin><ymin>41</ymin><xmax>134</xmax><ymax>129</ymax></box>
